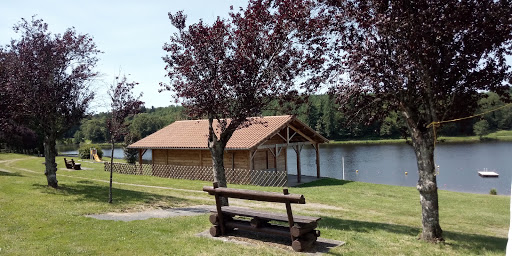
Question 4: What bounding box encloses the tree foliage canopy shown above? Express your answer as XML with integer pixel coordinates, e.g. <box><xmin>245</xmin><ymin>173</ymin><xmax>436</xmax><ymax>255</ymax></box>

<box><xmin>162</xmin><ymin>0</ymin><xmax>326</xmax><ymax>135</ymax></box>
<box><xmin>324</xmin><ymin>0</ymin><xmax>512</xmax><ymax>242</ymax></box>
<box><xmin>329</xmin><ymin>0</ymin><xmax>512</xmax><ymax>127</ymax></box>
<box><xmin>0</xmin><ymin>17</ymin><xmax>100</xmax><ymax>187</ymax></box>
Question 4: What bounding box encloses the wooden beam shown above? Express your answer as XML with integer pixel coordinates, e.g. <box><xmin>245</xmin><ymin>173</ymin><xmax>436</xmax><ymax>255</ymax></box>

<box><xmin>289</xmin><ymin>131</ymin><xmax>297</xmax><ymax>141</ymax></box>
<box><xmin>315</xmin><ymin>143</ymin><xmax>320</xmax><ymax>178</ymax></box>
<box><xmin>166</xmin><ymin>149</ymin><xmax>169</xmax><ymax>165</ymax></box>
<box><xmin>138</xmin><ymin>149</ymin><xmax>143</xmax><ymax>174</ymax></box>
<box><xmin>268</xmin><ymin>147</ymin><xmax>276</xmax><ymax>157</ymax></box>
<box><xmin>295</xmin><ymin>145</ymin><xmax>302</xmax><ymax>183</ymax></box>
<box><xmin>231</xmin><ymin>152</ymin><xmax>235</xmax><ymax>170</ymax></box>
<box><xmin>199</xmin><ymin>150</ymin><xmax>203</xmax><ymax>167</ymax></box>
<box><xmin>274</xmin><ymin>146</ymin><xmax>278</xmax><ymax>170</ymax></box>
<box><xmin>288</xmin><ymin>125</ymin><xmax>316</xmax><ymax>144</ymax></box>
<box><xmin>284</xmin><ymin>147</ymin><xmax>287</xmax><ymax>174</ymax></box>
<box><xmin>249</xmin><ymin>151</ymin><xmax>254</xmax><ymax>171</ymax></box>
<box><xmin>266</xmin><ymin>150</ymin><xmax>269</xmax><ymax>169</ymax></box>
<box><xmin>287</xmin><ymin>126</ymin><xmax>290</xmax><ymax>144</ymax></box>
<box><xmin>276</xmin><ymin>131</ymin><xmax>286</xmax><ymax>142</ymax></box>
<box><xmin>257</xmin><ymin>141</ymin><xmax>312</xmax><ymax>150</ymax></box>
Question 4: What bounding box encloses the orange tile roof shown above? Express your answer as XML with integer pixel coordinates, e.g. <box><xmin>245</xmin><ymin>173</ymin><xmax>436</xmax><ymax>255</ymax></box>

<box><xmin>128</xmin><ymin>115</ymin><xmax>328</xmax><ymax>150</ymax></box>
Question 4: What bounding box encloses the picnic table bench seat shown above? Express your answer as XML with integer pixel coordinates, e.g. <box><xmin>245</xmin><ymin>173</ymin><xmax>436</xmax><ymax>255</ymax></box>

<box><xmin>219</xmin><ymin>206</ymin><xmax>320</xmax><ymax>224</ymax></box>
<box><xmin>203</xmin><ymin>182</ymin><xmax>321</xmax><ymax>252</ymax></box>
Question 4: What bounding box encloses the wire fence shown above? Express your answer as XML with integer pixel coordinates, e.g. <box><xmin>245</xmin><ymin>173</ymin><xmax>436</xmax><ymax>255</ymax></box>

<box><xmin>104</xmin><ymin>162</ymin><xmax>287</xmax><ymax>187</ymax></box>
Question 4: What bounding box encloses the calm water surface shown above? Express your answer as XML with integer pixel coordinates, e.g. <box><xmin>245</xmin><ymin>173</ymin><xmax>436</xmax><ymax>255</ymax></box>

<box><xmin>59</xmin><ymin>142</ymin><xmax>511</xmax><ymax>195</ymax></box>
<box><xmin>288</xmin><ymin>142</ymin><xmax>512</xmax><ymax>195</ymax></box>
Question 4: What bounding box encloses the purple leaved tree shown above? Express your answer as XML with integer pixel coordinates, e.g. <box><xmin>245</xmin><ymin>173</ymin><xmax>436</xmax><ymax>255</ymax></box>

<box><xmin>1</xmin><ymin>17</ymin><xmax>100</xmax><ymax>188</ymax></box>
<box><xmin>161</xmin><ymin>0</ymin><xmax>326</xmax><ymax>204</ymax></box>
<box><xmin>325</xmin><ymin>0</ymin><xmax>512</xmax><ymax>242</ymax></box>
<box><xmin>107</xmin><ymin>75</ymin><xmax>143</xmax><ymax>203</ymax></box>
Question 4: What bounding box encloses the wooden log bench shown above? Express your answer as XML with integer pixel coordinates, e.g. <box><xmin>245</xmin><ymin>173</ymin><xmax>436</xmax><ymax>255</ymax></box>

<box><xmin>71</xmin><ymin>159</ymin><xmax>81</xmax><ymax>170</ymax></box>
<box><xmin>203</xmin><ymin>182</ymin><xmax>321</xmax><ymax>252</ymax></box>
<box><xmin>63</xmin><ymin>158</ymin><xmax>73</xmax><ymax>169</ymax></box>
<box><xmin>63</xmin><ymin>158</ymin><xmax>81</xmax><ymax>170</ymax></box>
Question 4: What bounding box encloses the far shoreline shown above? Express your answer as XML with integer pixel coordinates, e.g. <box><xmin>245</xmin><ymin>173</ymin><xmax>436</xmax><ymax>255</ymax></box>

<box><xmin>330</xmin><ymin>130</ymin><xmax>512</xmax><ymax>145</ymax></box>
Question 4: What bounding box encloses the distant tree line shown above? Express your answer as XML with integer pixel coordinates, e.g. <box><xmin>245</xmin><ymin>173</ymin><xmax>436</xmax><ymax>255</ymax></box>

<box><xmin>266</xmin><ymin>90</ymin><xmax>512</xmax><ymax>141</ymax></box>
<box><xmin>67</xmin><ymin>105</ymin><xmax>185</xmax><ymax>144</ymax></box>
<box><xmin>2</xmin><ymin>89</ymin><xmax>510</xmax><ymax>153</ymax></box>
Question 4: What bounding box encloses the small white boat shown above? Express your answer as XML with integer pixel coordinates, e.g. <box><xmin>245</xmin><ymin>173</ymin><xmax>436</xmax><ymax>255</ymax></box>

<box><xmin>478</xmin><ymin>170</ymin><xmax>499</xmax><ymax>177</ymax></box>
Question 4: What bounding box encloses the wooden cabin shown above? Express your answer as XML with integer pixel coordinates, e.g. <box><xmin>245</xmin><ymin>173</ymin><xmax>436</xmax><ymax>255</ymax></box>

<box><xmin>127</xmin><ymin>115</ymin><xmax>328</xmax><ymax>183</ymax></box>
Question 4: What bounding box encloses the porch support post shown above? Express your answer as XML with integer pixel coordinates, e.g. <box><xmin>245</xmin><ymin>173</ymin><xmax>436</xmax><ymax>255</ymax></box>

<box><xmin>315</xmin><ymin>143</ymin><xmax>320</xmax><ymax>178</ymax></box>
<box><xmin>266</xmin><ymin>150</ymin><xmax>269</xmax><ymax>169</ymax></box>
<box><xmin>284</xmin><ymin>147</ymin><xmax>287</xmax><ymax>173</ymax></box>
<box><xmin>138</xmin><ymin>149</ymin><xmax>143</xmax><ymax>165</ymax></box>
<box><xmin>249</xmin><ymin>150</ymin><xmax>254</xmax><ymax>171</ymax></box>
<box><xmin>294</xmin><ymin>145</ymin><xmax>302</xmax><ymax>183</ymax></box>
<box><xmin>274</xmin><ymin>145</ymin><xmax>278</xmax><ymax>170</ymax></box>
<box><xmin>231</xmin><ymin>152</ymin><xmax>235</xmax><ymax>170</ymax></box>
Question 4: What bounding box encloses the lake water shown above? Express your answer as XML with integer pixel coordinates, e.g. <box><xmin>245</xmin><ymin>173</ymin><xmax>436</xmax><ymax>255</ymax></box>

<box><xmin>288</xmin><ymin>142</ymin><xmax>512</xmax><ymax>195</ymax></box>
<box><xmin>59</xmin><ymin>142</ymin><xmax>512</xmax><ymax>195</ymax></box>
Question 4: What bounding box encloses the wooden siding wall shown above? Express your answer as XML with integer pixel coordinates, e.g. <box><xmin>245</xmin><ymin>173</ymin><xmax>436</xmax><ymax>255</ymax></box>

<box><xmin>152</xmin><ymin>148</ymin><xmax>286</xmax><ymax>172</ymax></box>
<box><xmin>152</xmin><ymin>149</ymin><xmax>168</xmax><ymax>165</ymax></box>
<box><xmin>152</xmin><ymin>149</ymin><xmax>251</xmax><ymax>170</ymax></box>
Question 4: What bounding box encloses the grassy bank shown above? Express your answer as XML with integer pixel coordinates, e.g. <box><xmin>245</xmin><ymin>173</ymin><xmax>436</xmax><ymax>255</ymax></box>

<box><xmin>332</xmin><ymin>130</ymin><xmax>512</xmax><ymax>145</ymax></box>
<box><xmin>0</xmin><ymin>153</ymin><xmax>508</xmax><ymax>255</ymax></box>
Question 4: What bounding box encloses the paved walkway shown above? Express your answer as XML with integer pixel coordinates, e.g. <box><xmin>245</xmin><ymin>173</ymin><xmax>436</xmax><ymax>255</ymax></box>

<box><xmin>86</xmin><ymin>205</ymin><xmax>214</xmax><ymax>221</ymax></box>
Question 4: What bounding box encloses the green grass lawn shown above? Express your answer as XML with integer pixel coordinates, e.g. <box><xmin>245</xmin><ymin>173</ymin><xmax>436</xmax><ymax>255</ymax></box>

<box><xmin>0</xmin><ymin>153</ymin><xmax>509</xmax><ymax>255</ymax></box>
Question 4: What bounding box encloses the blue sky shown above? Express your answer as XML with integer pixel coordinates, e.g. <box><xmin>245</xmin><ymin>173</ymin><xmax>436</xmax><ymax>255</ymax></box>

<box><xmin>1</xmin><ymin>0</ymin><xmax>246</xmax><ymax>113</ymax></box>
<box><xmin>2</xmin><ymin>1</ymin><xmax>511</xmax><ymax>113</ymax></box>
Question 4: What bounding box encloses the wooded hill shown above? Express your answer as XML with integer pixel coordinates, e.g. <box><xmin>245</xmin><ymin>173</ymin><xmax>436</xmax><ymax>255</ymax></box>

<box><xmin>2</xmin><ymin>91</ymin><xmax>511</xmax><ymax>152</ymax></box>
<box><xmin>71</xmin><ymin>90</ymin><xmax>512</xmax><ymax>144</ymax></box>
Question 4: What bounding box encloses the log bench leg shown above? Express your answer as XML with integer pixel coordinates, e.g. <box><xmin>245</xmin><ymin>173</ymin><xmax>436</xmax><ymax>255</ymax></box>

<box><xmin>210</xmin><ymin>225</ymin><xmax>221</xmax><ymax>237</ymax></box>
<box><xmin>209</xmin><ymin>213</ymin><xmax>234</xmax><ymax>236</ymax></box>
<box><xmin>292</xmin><ymin>230</ymin><xmax>320</xmax><ymax>252</ymax></box>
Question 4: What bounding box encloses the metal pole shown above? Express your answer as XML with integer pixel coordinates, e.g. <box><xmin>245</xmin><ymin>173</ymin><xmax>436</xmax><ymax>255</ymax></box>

<box><xmin>342</xmin><ymin>156</ymin><xmax>345</xmax><ymax>180</ymax></box>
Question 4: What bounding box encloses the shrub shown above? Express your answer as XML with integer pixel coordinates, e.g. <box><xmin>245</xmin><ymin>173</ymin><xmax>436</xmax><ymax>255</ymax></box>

<box><xmin>124</xmin><ymin>133</ymin><xmax>140</xmax><ymax>164</ymax></box>
<box><xmin>78</xmin><ymin>144</ymin><xmax>104</xmax><ymax>159</ymax></box>
<box><xmin>490</xmin><ymin>188</ymin><xmax>497</xmax><ymax>195</ymax></box>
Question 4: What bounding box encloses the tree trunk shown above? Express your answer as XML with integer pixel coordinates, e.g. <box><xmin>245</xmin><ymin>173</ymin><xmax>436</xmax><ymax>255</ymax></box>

<box><xmin>109</xmin><ymin>141</ymin><xmax>114</xmax><ymax>203</ymax></box>
<box><xmin>409</xmin><ymin>126</ymin><xmax>443</xmax><ymax>242</ymax></box>
<box><xmin>43</xmin><ymin>134</ymin><xmax>58</xmax><ymax>188</ymax></box>
<box><xmin>210</xmin><ymin>140</ymin><xmax>229</xmax><ymax>206</ymax></box>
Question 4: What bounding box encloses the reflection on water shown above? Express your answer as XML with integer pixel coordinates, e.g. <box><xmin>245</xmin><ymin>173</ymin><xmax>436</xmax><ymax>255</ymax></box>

<box><xmin>58</xmin><ymin>142</ymin><xmax>511</xmax><ymax>195</ymax></box>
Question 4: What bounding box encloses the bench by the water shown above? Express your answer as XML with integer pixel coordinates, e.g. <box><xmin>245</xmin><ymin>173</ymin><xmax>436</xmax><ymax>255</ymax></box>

<box><xmin>63</xmin><ymin>158</ymin><xmax>81</xmax><ymax>170</ymax></box>
<box><xmin>203</xmin><ymin>182</ymin><xmax>321</xmax><ymax>252</ymax></box>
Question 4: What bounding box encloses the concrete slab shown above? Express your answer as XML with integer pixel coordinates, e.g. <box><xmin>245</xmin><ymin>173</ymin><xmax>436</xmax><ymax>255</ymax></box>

<box><xmin>86</xmin><ymin>205</ymin><xmax>213</xmax><ymax>221</ymax></box>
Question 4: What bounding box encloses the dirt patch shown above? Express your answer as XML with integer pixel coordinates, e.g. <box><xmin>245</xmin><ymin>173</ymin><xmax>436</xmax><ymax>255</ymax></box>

<box><xmin>86</xmin><ymin>205</ymin><xmax>214</xmax><ymax>221</ymax></box>
<box><xmin>197</xmin><ymin>229</ymin><xmax>344</xmax><ymax>255</ymax></box>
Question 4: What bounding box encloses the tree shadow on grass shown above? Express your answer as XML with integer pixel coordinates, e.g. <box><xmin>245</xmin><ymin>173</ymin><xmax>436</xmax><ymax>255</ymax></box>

<box><xmin>321</xmin><ymin>216</ymin><xmax>506</xmax><ymax>254</ymax></box>
<box><xmin>321</xmin><ymin>216</ymin><xmax>420</xmax><ymax>236</ymax></box>
<box><xmin>443</xmin><ymin>231</ymin><xmax>507</xmax><ymax>254</ymax></box>
<box><xmin>32</xmin><ymin>182</ymin><xmax>186</xmax><ymax>206</ymax></box>
<box><xmin>0</xmin><ymin>170</ymin><xmax>23</xmax><ymax>177</ymax></box>
<box><xmin>295</xmin><ymin>178</ymin><xmax>353</xmax><ymax>188</ymax></box>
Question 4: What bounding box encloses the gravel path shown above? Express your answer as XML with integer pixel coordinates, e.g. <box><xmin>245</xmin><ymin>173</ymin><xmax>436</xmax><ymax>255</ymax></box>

<box><xmin>86</xmin><ymin>205</ymin><xmax>215</xmax><ymax>221</ymax></box>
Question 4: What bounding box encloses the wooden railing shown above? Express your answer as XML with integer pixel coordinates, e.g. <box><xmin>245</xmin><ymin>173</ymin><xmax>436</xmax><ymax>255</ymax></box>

<box><xmin>104</xmin><ymin>163</ymin><xmax>287</xmax><ymax>187</ymax></box>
